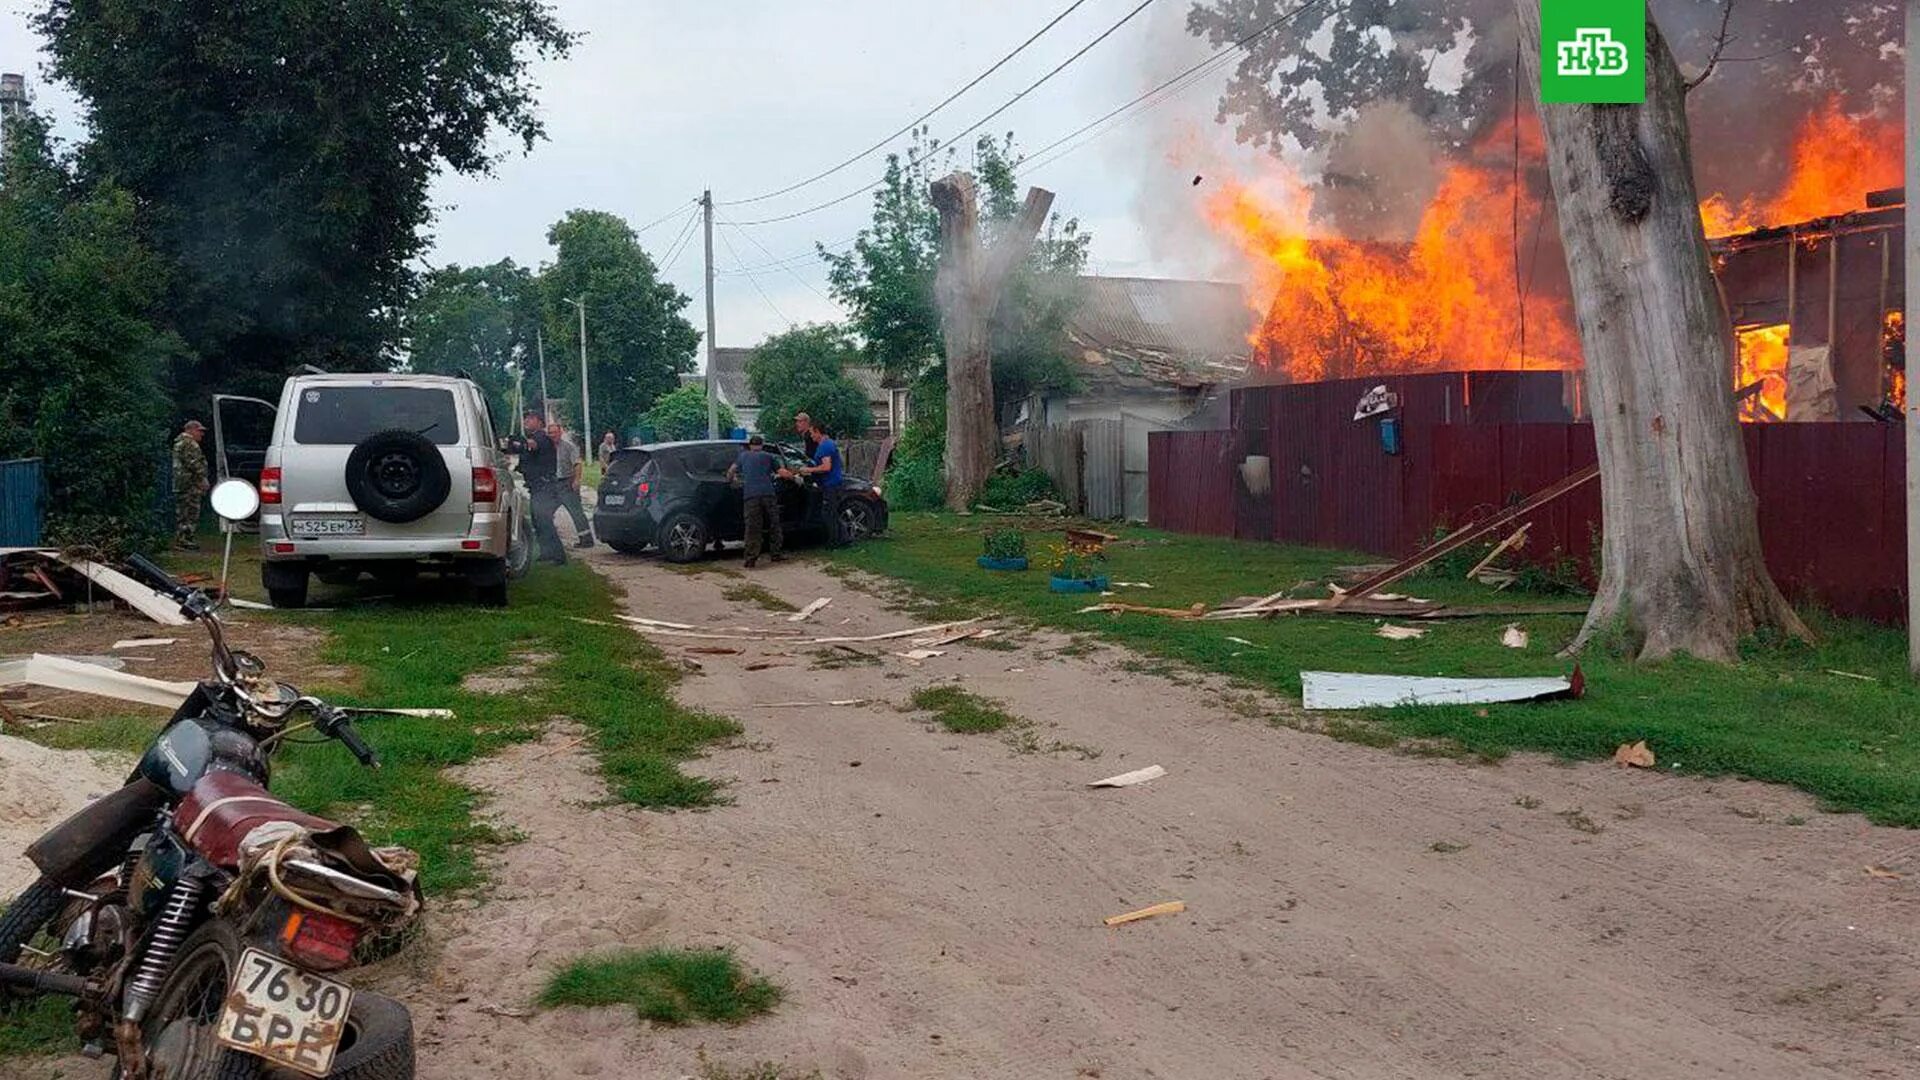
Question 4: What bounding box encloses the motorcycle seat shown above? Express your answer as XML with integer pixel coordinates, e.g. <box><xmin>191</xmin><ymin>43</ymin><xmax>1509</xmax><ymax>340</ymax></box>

<box><xmin>174</xmin><ymin>770</ymin><xmax>338</xmax><ymax>870</ymax></box>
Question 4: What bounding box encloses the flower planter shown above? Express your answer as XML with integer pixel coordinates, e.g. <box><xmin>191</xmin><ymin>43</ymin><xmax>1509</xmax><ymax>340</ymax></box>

<box><xmin>978</xmin><ymin>555</ymin><xmax>1029</xmax><ymax>571</ymax></box>
<box><xmin>1049</xmin><ymin>574</ymin><xmax>1110</xmax><ymax>594</ymax></box>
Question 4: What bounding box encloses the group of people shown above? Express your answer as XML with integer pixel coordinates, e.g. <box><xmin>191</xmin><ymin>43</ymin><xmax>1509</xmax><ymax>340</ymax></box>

<box><xmin>505</xmin><ymin>413</ymin><xmax>598</xmax><ymax>565</ymax></box>
<box><xmin>727</xmin><ymin>412</ymin><xmax>844</xmax><ymax>569</ymax></box>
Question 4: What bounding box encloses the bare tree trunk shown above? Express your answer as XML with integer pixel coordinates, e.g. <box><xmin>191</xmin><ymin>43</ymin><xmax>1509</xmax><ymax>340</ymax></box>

<box><xmin>1516</xmin><ymin>7</ymin><xmax>1810</xmax><ymax>661</ymax></box>
<box><xmin>931</xmin><ymin>172</ymin><xmax>1053</xmax><ymax>512</ymax></box>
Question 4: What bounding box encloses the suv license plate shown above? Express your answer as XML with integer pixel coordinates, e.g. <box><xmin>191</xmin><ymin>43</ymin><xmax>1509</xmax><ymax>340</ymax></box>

<box><xmin>291</xmin><ymin>516</ymin><xmax>365</xmax><ymax>537</ymax></box>
<box><xmin>602</xmin><ymin>494</ymin><xmax>627</xmax><ymax>506</ymax></box>
<box><xmin>216</xmin><ymin>948</ymin><xmax>353</xmax><ymax>1077</ymax></box>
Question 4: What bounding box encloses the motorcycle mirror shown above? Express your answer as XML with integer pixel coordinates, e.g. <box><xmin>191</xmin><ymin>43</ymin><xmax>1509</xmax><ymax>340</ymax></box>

<box><xmin>209</xmin><ymin>478</ymin><xmax>261</xmax><ymax>523</ymax></box>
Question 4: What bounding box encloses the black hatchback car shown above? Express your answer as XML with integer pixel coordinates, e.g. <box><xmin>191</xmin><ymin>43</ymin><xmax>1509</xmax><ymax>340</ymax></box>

<box><xmin>593</xmin><ymin>439</ymin><xmax>889</xmax><ymax>562</ymax></box>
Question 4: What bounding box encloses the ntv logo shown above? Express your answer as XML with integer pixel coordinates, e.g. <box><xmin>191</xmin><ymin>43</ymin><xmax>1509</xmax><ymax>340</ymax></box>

<box><xmin>1555</xmin><ymin>28</ymin><xmax>1631</xmax><ymax>77</ymax></box>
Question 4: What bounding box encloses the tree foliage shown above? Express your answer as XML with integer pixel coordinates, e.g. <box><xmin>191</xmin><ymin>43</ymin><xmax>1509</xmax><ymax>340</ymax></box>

<box><xmin>746</xmin><ymin>324</ymin><xmax>874</xmax><ymax>439</ymax></box>
<box><xmin>540</xmin><ymin>210</ymin><xmax>701</xmax><ymax>438</ymax></box>
<box><xmin>34</xmin><ymin>0</ymin><xmax>575</xmax><ymax>403</ymax></box>
<box><xmin>403</xmin><ymin>260</ymin><xmax>541</xmax><ymax>428</ymax></box>
<box><xmin>0</xmin><ymin>113</ymin><xmax>181</xmax><ymax>552</ymax></box>
<box><xmin>644</xmin><ymin>385</ymin><xmax>735</xmax><ymax>442</ymax></box>
<box><xmin>822</xmin><ymin>132</ymin><xmax>1090</xmax><ymax>408</ymax></box>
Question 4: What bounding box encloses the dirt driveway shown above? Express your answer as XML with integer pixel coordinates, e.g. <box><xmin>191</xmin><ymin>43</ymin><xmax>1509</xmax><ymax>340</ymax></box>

<box><xmin>8</xmin><ymin>549</ymin><xmax>1919</xmax><ymax>1079</ymax></box>
<box><xmin>394</xmin><ymin>548</ymin><xmax>1919</xmax><ymax>1079</ymax></box>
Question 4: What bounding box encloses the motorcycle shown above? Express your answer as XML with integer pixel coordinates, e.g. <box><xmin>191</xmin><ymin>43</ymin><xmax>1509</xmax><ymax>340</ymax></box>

<box><xmin>0</xmin><ymin>479</ymin><xmax>421</xmax><ymax>1079</ymax></box>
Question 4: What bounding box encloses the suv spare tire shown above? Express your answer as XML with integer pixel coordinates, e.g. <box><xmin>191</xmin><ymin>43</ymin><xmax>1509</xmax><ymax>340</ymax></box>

<box><xmin>345</xmin><ymin>429</ymin><xmax>452</xmax><ymax>524</ymax></box>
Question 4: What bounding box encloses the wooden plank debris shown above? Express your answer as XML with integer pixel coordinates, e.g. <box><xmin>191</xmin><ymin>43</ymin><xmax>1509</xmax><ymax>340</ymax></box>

<box><xmin>787</xmin><ymin>598</ymin><xmax>833</xmax><ymax>622</ymax></box>
<box><xmin>895</xmin><ymin>649</ymin><xmax>946</xmax><ymax>661</ymax></box>
<box><xmin>1079</xmin><ymin>602</ymin><xmax>1207</xmax><ymax>619</ymax></box>
<box><xmin>1375</xmin><ymin>624</ymin><xmax>1427</xmax><ymax>641</ymax></box>
<box><xmin>810</xmin><ymin>618</ymin><xmax>985</xmax><ymax>646</ymax></box>
<box><xmin>112</xmin><ymin>638</ymin><xmax>178</xmax><ymax>650</ymax></box>
<box><xmin>1087</xmin><ymin>764</ymin><xmax>1166</xmax><ymax>788</ymax></box>
<box><xmin>60</xmin><ymin>558</ymin><xmax>191</xmax><ymax>625</ymax></box>
<box><xmin>1332</xmin><ymin>465</ymin><xmax>1600</xmax><ymax>606</ymax></box>
<box><xmin>1103</xmin><ymin>900</ymin><xmax>1185</xmax><ymax>927</ymax></box>
<box><xmin>0</xmin><ymin>653</ymin><xmax>196</xmax><ymax>709</ymax></box>
<box><xmin>1501</xmin><ymin>625</ymin><xmax>1530</xmax><ymax>649</ymax></box>
<box><xmin>1466</xmin><ymin>523</ymin><xmax>1533</xmax><ymax>582</ymax></box>
<box><xmin>749</xmin><ymin>699</ymin><xmax>872</xmax><ymax>708</ymax></box>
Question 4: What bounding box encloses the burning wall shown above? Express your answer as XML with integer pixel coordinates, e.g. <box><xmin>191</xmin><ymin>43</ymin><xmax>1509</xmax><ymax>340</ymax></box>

<box><xmin>1200</xmin><ymin>94</ymin><xmax>1904</xmax><ymax>423</ymax></box>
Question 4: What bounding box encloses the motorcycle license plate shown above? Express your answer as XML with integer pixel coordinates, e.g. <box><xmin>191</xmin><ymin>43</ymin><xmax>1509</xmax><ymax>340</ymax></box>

<box><xmin>216</xmin><ymin>948</ymin><xmax>354</xmax><ymax>1077</ymax></box>
<box><xmin>290</xmin><ymin>516</ymin><xmax>365</xmax><ymax>537</ymax></box>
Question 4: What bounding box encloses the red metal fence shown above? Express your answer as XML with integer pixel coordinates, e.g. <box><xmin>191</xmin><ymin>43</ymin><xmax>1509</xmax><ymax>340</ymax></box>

<box><xmin>1150</xmin><ymin>373</ymin><xmax>1905</xmax><ymax>622</ymax></box>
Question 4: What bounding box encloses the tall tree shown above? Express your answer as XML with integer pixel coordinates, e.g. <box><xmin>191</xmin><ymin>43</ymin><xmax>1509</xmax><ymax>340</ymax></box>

<box><xmin>931</xmin><ymin>175</ymin><xmax>1053</xmax><ymax>511</ymax></box>
<box><xmin>402</xmin><ymin>260</ymin><xmax>542</xmax><ymax>427</ymax></box>
<box><xmin>746</xmin><ymin>323</ymin><xmax>874</xmax><ymax>438</ymax></box>
<box><xmin>539</xmin><ymin>210</ymin><xmax>701</xmax><ymax>440</ymax></box>
<box><xmin>0</xmin><ymin>112</ymin><xmax>182</xmax><ymax>552</ymax></box>
<box><xmin>1515</xmin><ymin>7</ymin><xmax>1806</xmax><ymax>661</ymax></box>
<box><xmin>34</xmin><ymin>0</ymin><xmax>574</xmax><ymax>402</ymax></box>
<box><xmin>645</xmin><ymin>385</ymin><xmax>735</xmax><ymax>442</ymax></box>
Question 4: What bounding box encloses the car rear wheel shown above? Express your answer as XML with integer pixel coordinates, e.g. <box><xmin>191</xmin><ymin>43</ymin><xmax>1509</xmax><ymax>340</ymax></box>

<box><xmin>261</xmin><ymin>563</ymin><xmax>309</xmax><ymax>609</ymax></box>
<box><xmin>838</xmin><ymin>499</ymin><xmax>879</xmax><ymax>543</ymax></box>
<box><xmin>657</xmin><ymin>513</ymin><xmax>710</xmax><ymax>564</ymax></box>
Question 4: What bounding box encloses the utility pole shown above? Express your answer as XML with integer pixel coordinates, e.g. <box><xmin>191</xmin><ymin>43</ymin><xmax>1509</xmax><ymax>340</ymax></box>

<box><xmin>535</xmin><ymin>327</ymin><xmax>551</xmax><ymax>421</ymax></box>
<box><xmin>564</xmin><ymin>297</ymin><xmax>592</xmax><ymax>445</ymax></box>
<box><xmin>1906</xmin><ymin>0</ymin><xmax>1919</xmax><ymax>672</ymax></box>
<box><xmin>706</xmin><ymin>189</ymin><xmax>721</xmax><ymax>438</ymax></box>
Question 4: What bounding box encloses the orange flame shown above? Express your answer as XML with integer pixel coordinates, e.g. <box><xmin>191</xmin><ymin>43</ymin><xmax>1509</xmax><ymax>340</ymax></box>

<box><xmin>1734</xmin><ymin>324</ymin><xmax>1790</xmax><ymax>420</ymax></box>
<box><xmin>1203</xmin><ymin>131</ymin><xmax>1581</xmax><ymax>381</ymax></box>
<box><xmin>1701</xmin><ymin>97</ymin><xmax>1902</xmax><ymax>238</ymax></box>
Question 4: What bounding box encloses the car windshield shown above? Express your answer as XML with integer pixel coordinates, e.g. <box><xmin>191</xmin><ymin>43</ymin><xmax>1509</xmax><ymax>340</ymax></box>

<box><xmin>292</xmin><ymin>386</ymin><xmax>460</xmax><ymax>446</ymax></box>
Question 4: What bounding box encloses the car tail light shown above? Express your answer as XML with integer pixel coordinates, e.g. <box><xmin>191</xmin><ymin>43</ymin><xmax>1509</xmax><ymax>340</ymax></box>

<box><xmin>279</xmin><ymin>910</ymin><xmax>362</xmax><ymax>972</ymax></box>
<box><xmin>460</xmin><ymin>539</ymin><xmax>482</xmax><ymax>550</ymax></box>
<box><xmin>260</xmin><ymin>467</ymin><xmax>282</xmax><ymax>505</ymax></box>
<box><xmin>471</xmin><ymin>466</ymin><xmax>498</xmax><ymax>503</ymax></box>
<box><xmin>271</xmin><ymin>542</ymin><xmax>296</xmax><ymax>554</ymax></box>
<box><xmin>636</xmin><ymin>480</ymin><xmax>650</xmax><ymax>498</ymax></box>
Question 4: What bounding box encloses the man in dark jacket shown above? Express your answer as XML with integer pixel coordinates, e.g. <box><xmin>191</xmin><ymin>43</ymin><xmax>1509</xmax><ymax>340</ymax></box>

<box><xmin>503</xmin><ymin>411</ymin><xmax>566</xmax><ymax>564</ymax></box>
<box><xmin>726</xmin><ymin>433</ymin><xmax>785</xmax><ymax>568</ymax></box>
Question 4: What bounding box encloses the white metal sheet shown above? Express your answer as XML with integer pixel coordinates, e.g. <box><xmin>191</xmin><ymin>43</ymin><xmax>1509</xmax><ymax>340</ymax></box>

<box><xmin>1302</xmin><ymin>670</ymin><xmax>1573</xmax><ymax>710</ymax></box>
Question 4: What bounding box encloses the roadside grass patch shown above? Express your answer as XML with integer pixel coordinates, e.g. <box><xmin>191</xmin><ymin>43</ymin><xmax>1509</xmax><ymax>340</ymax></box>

<box><xmin>835</xmin><ymin>513</ymin><xmax>1920</xmax><ymax>827</ymax></box>
<box><xmin>20</xmin><ymin>548</ymin><xmax>736</xmax><ymax>896</ymax></box>
<box><xmin>722</xmin><ymin>581</ymin><xmax>798</xmax><ymax>613</ymax></box>
<box><xmin>907</xmin><ymin>685</ymin><xmax>1017</xmax><ymax>734</ymax></box>
<box><xmin>0</xmin><ymin>998</ymin><xmax>71</xmax><ymax>1057</ymax></box>
<box><xmin>539</xmin><ymin>948</ymin><xmax>781</xmax><ymax>1026</ymax></box>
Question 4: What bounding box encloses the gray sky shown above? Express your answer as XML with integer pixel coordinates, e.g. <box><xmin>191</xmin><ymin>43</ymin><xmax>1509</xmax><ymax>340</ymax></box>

<box><xmin>2</xmin><ymin>0</ymin><xmax>1263</xmax><ymax>362</ymax></box>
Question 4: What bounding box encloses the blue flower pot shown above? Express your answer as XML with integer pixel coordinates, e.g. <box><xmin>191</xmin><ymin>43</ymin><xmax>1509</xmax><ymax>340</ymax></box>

<box><xmin>978</xmin><ymin>555</ymin><xmax>1029</xmax><ymax>571</ymax></box>
<box><xmin>1049</xmin><ymin>574</ymin><xmax>1109</xmax><ymax>594</ymax></box>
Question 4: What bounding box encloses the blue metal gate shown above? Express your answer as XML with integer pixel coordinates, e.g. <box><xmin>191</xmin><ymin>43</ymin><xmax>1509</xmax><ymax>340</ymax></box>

<box><xmin>0</xmin><ymin>458</ymin><xmax>44</xmax><ymax>547</ymax></box>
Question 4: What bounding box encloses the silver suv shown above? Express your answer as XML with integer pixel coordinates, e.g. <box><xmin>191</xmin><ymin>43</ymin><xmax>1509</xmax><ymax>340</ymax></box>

<box><xmin>213</xmin><ymin>373</ymin><xmax>530</xmax><ymax>608</ymax></box>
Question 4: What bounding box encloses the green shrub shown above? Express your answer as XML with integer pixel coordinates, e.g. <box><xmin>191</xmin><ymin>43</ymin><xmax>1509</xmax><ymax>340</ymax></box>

<box><xmin>645</xmin><ymin>385</ymin><xmax>734</xmax><ymax>441</ymax></box>
<box><xmin>981</xmin><ymin>469</ymin><xmax>1057</xmax><ymax>508</ymax></box>
<box><xmin>982</xmin><ymin>528</ymin><xmax>1026</xmax><ymax>560</ymax></box>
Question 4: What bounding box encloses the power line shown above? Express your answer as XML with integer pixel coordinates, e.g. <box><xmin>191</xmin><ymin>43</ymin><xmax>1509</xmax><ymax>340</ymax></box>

<box><xmin>637</xmin><ymin>197</ymin><xmax>702</xmax><ymax>235</ymax></box>
<box><xmin>731</xmin><ymin>0</ymin><xmax>1163</xmax><ymax>228</ymax></box>
<box><xmin>718</xmin><ymin>0</ymin><xmax>1097</xmax><ymax>207</ymax></box>
<box><xmin>655</xmin><ymin>206</ymin><xmax>705</xmax><ymax>272</ymax></box>
<box><xmin>723</xmin><ymin>220</ymin><xmax>834</xmax><ymax>303</ymax></box>
<box><xmin>722</xmin><ymin>0</ymin><xmax>1332</xmax><ymax>271</ymax></box>
<box><xmin>716</xmin><ymin>225</ymin><xmax>793</xmax><ymax>327</ymax></box>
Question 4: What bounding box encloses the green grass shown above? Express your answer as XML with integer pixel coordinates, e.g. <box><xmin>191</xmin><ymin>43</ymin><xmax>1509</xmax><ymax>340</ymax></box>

<box><xmin>0</xmin><ymin>998</ymin><xmax>73</xmax><ymax>1057</ymax></box>
<box><xmin>538</xmin><ymin>948</ymin><xmax>781</xmax><ymax>1026</ymax></box>
<box><xmin>905</xmin><ymin>685</ymin><xmax>1018</xmax><ymax>734</ymax></box>
<box><xmin>721</xmin><ymin>581</ymin><xmax>799</xmax><ymax>613</ymax></box>
<box><xmin>837</xmin><ymin>513</ymin><xmax>1920</xmax><ymax>827</ymax></box>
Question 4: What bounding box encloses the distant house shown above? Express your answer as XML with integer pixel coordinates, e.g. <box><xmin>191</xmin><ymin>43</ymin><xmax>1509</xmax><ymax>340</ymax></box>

<box><xmin>1024</xmin><ymin>276</ymin><xmax>1251</xmax><ymax>430</ymax></box>
<box><xmin>1016</xmin><ymin>276</ymin><xmax>1252</xmax><ymax>522</ymax></box>
<box><xmin>705</xmin><ymin>346</ymin><xmax>904</xmax><ymax>438</ymax></box>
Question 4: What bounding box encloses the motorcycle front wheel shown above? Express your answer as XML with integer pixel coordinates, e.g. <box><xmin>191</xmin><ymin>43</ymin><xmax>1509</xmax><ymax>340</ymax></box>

<box><xmin>0</xmin><ymin>877</ymin><xmax>66</xmax><ymax>1005</ymax></box>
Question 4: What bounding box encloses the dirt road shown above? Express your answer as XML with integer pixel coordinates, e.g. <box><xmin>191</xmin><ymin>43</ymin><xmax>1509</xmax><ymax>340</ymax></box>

<box><xmin>401</xmin><ymin>549</ymin><xmax>1918</xmax><ymax>1079</ymax></box>
<box><xmin>8</xmin><ymin>550</ymin><xmax>1919</xmax><ymax>1079</ymax></box>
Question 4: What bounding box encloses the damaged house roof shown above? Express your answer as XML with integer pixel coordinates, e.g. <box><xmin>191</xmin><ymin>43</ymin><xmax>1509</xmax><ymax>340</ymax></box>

<box><xmin>1060</xmin><ymin>276</ymin><xmax>1253</xmax><ymax>394</ymax></box>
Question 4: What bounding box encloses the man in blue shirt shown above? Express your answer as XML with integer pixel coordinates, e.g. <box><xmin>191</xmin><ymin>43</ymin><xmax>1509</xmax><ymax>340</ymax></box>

<box><xmin>797</xmin><ymin>417</ymin><xmax>848</xmax><ymax>547</ymax></box>
<box><xmin>726</xmin><ymin>433</ymin><xmax>785</xmax><ymax>567</ymax></box>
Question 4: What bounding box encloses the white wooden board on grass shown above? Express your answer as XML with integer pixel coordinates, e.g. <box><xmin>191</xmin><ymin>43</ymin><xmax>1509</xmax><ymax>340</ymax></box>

<box><xmin>1301</xmin><ymin>671</ymin><xmax>1574</xmax><ymax>710</ymax></box>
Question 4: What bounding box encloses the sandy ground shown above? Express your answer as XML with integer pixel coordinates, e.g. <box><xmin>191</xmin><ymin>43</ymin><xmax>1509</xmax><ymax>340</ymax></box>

<box><xmin>9</xmin><ymin>547</ymin><xmax>1920</xmax><ymax>1079</ymax></box>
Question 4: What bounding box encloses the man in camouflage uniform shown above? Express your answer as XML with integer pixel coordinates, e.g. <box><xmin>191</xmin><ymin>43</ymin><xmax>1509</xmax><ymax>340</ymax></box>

<box><xmin>172</xmin><ymin>420</ymin><xmax>209</xmax><ymax>549</ymax></box>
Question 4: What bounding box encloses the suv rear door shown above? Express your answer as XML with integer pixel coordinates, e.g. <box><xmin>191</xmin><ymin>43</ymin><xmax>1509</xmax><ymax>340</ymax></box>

<box><xmin>280</xmin><ymin>380</ymin><xmax>476</xmax><ymax>539</ymax></box>
<box><xmin>211</xmin><ymin>394</ymin><xmax>278</xmax><ymax>487</ymax></box>
<box><xmin>682</xmin><ymin>444</ymin><xmax>746</xmax><ymax>540</ymax></box>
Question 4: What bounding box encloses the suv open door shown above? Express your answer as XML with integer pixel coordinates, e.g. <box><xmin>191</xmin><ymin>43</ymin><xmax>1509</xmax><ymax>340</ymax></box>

<box><xmin>211</xmin><ymin>394</ymin><xmax>277</xmax><ymax>486</ymax></box>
